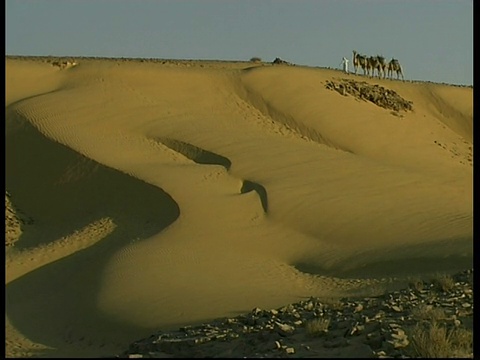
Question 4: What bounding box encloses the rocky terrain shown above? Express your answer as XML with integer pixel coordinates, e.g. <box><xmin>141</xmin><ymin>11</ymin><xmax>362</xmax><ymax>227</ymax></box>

<box><xmin>5</xmin><ymin>191</ymin><xmax>32</xmax><ymax>247</ymax></box>
<box><xmin>325</xmin><ymin>78</ymin><xmax>414</xmax><ymax>113</ymax></box>
<box><xmin>117</xmin><ymin>269</ymin><xmax>473</xmax><ymax>358</ymax></box>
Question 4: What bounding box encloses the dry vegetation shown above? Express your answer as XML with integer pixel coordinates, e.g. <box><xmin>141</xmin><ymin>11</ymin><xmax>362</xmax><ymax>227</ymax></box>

<box><xmin>6</xmin><ymin>55</ymin><xmax>472</xmax><ymax>359</ymax></box>
<box><xmin>408</xmin><ymin>276</ymin><xmax>424</xmax><ymax>292</ymax></box>
<box><xmin>405</xmin><ymin>281</ymin><xmax>473</xmax><ymax>358</ymax></box>
<box><xmin>431</xmin><ymin>272</ymin><xmax>456</xmax><ymax>293</ymax></box>
<box><xmin>305</xmin><ymin>317</ymin><xmax>331</xmax><ymax>337</ymax></box>
<box><xmin>408</xmin><ymin>322</ymin><xmax>473</xmax><ymax>358</ymax></box>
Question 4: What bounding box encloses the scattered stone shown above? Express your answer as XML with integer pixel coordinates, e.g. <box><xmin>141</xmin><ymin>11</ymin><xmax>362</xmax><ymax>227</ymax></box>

<box><xmin>354</xmin><ymin>304</ymin><xmax>364</xmax><ymax>313</ymax></box>
<box><xmin>5</xmin><ymin>191</ymin><xmax>32</xmax><ymax>247</ymax></box>
<box><xmin>275</xmin><ymin>321</ymin><xmax>295</xmax><ymax>336</ymax></box>
<box><xmin>325</xmin><ymin>78</ymin><xmax>413</xmax><ymax>112</ymax></box>
<box><xmin>118</xmin><ymin>269</ymin><xmax>473</xmax><ymax>358</ymax></box>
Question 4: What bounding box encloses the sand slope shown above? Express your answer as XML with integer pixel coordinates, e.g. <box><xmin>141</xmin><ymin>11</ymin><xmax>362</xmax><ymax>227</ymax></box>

<box><xmin>5</xmin><ymin>57</ymin><xmax>472</xmax><ymax>357</ymax></box>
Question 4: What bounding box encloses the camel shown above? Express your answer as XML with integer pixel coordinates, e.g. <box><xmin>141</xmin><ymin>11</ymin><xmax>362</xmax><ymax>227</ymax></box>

<box><xmin>376</xmin><ymin>55</ymin><xmax>387</xmax><ymax>79</ymax></box>
<box><xmin>353</xmin><ymin>51</ymin><xmax>390</xmax><ymax>78</ymax></box>
<box><xmin>51</xmin><ymin>58</ymin><xmax>78</xmax><ymax>70</ymax></box>
<box><xmin>387</xmin><ymin>58</ymin><xmax>404</xmax><ymax>80</ymax></box>
<box><xmin>352</xmin><ymin>50</ymin><xmax>360</xmax><ymax>74</ymax></box>
<box><xmin>367</xmin><ymin>56</ymin><xmax>378</xmax><ymax>77</ymax></box>
<box><xmin>353</xmin><ymin>50</ymin><xmax>369</xmax><ymax>75</ymax></box>
<box><xmin>366</xmin><ymin>56</ymin><xmax>387</xmax><ymax>78</ymax></box>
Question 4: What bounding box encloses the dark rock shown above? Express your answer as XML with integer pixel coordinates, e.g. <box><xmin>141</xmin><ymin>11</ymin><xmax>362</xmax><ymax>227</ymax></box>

<box><xmin>118</xmin><ymin>268</ymin><xmax>473</xmax><ymax>359</ymax></box>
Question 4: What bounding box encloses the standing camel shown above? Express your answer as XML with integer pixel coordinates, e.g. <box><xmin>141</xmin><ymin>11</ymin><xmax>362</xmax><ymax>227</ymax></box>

<box><xmin>387</xmin><ymin>58</ymin><xmax>404</xmax><ymax>80</ymax></box>
<box><xmin>367</xmin><ymin>55</ymin><xmax>387</xmax><ymax>78</ymax></box>
<box><xmin>353</xmin><ymin>51</ymin><xmax>369</xmax><ymax>75</ymax></box>
<box><xmin>352</xmin><ymin>50</ymin><xmax>360</xmax><ymax>74</ymax></box>
<box><xmin>367</xmin><ymin>56</ymin><xmax>379</xmax><ymax>78</ymax></box>
<box><xmin>376</xmin><ymin>55</ymin><xmax>387</xmax><ymax>79</ymax></box>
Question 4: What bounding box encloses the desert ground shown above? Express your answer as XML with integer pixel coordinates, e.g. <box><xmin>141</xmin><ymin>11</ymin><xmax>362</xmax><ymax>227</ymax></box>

<box><xmin>5</xmin><ymin>56</ymin><xmax>473</xmax><ymax>358</ymax></box>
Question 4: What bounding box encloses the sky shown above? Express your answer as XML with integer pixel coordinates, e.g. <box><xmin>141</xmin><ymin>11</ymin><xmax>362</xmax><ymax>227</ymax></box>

<box><xmin>5</xmin><ymin>0</ymin><xmax>473</xmax><ymax>86</ymax></box>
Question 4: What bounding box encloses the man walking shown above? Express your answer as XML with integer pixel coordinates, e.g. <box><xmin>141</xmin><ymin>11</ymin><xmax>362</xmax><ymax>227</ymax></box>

<box><xmin>341</xmin><ymin>57</ymin><xmax>349</xmax><ymax>74</ymax></box>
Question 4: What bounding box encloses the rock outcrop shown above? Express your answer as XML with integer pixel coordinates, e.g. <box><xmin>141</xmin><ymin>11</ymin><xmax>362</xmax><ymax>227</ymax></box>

<box><xmin>325</xmin><ymin>78</ymin><xmax>413</xmax><ymax>113</ymax></box>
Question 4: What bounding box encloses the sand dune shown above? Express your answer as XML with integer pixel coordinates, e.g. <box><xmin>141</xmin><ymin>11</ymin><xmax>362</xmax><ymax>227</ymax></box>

<box><xmin>5</xmin><ymin>57</ymin><xmax>472</xmax><ymax>357</ymax></box>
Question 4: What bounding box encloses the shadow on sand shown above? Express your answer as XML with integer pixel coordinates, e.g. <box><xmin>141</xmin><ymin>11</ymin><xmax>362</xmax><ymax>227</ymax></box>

<box><xmin>6</xmin><ymin>109</ymin><xmax>180</xmax><ymax>356</ymax></box>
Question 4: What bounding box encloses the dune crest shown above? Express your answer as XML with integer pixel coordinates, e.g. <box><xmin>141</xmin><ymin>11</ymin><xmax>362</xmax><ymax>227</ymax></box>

<box><xmin>5</xmin><ymin>57</ymin><xmax>472</xmax><ymax>358</ymax></box>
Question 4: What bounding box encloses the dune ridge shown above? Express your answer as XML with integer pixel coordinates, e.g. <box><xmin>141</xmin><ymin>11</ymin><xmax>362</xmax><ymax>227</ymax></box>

<box><xmin>5</xmin><ymin>56</ymin><xmax>472</xmax><ymax>358</ymax></box>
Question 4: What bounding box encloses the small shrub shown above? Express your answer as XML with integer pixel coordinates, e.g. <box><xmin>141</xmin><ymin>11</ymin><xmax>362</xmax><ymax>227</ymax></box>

<box><xmin>348</xmin><ymin>281</ymin><xmax>390</xmax><ymax>298</ymax></box>
<box><xmin>305</xmin><ymin>317</ymin><xmax>330</xmax><ymax>336</ymax></box>
<box><xmin>319</xmin><ymin>297</ymin><xmax>344</xmax><ymax>311</ymax></box>
<box><xmin>408</xmin><ymin>322</ymin><xmax>473</xmax><ymax>358</ymax></box>
<box><xmin>411</xmin><ymin>304</ymin><xmax>446</xmax><ymax>323</ymax></box>
<box><xmin>408</xmin><ymin>276</ymin><xmax>424</xmax><ymax>291</ymax></box>
<box><xmin>249</xmin><ymin>57</ymin><xmax>262</xmax><ymax>63</ymax></box>
<box><xmin>449</xmin><ymin>327</ymin><xmax>474</xmax><ymax>355</ymax></box>
<box><xmin>431</xmin><ymin>273</ymin><xmax>456</xmax><ymax>292</ymax></box>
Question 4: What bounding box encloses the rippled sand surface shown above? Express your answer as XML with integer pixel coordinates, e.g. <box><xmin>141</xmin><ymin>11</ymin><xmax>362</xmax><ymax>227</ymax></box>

<box><xmin>5</xmin><ymin>56</ymin><xmax>472</xmax><ymax>357</ymax></box>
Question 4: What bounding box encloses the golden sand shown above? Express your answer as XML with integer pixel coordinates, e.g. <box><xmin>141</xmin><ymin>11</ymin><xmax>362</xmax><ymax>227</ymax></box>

<box><xmin>5</xmin><ymin>56</ymin><xmax>472</xmax><ymax>357</ymax></box>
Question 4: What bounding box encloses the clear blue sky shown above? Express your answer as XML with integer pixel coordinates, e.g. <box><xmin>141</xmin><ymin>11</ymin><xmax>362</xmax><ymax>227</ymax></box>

<box><xmin>6</xmin><ymin>0</ymin><xmax>473</xmax><ymax>85</ymax></box>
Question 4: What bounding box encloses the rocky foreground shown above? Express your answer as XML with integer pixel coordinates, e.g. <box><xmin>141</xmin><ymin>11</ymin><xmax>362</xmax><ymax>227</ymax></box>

<box><xmin>116</xmin><ymin>269</ymin><xmax>473</xmax><ymax>358</ymax></box>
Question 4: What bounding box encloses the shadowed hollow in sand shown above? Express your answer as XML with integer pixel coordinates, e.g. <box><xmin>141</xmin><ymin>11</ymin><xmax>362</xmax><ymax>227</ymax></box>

<box><xmin>5</xmin><ymin>57</ymin><xmax>472</xmax><ymax>357</ymax></box>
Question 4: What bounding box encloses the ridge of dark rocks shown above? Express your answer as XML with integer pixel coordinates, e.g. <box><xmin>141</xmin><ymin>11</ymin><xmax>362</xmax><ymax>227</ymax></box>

<box><xmin>325</xmin><ymin>78</ymin><xmax>414</xmax><ymax>113</ymax></box>
<box><xmin>116</xmin><ymin>269</ymin><xmax>473</xmax><ymax>358</ymax></box>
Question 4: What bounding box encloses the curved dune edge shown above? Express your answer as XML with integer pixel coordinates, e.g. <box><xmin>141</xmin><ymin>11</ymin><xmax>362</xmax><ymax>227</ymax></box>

<box><xmin>6</xmin><ymin>108</ymin><xmax>180</xmax><ymax>357</ymax></box>
<box><xmin>5</xmin><ymin>56</ymin><xmax>472</xmax><ymax>358</ymax></box>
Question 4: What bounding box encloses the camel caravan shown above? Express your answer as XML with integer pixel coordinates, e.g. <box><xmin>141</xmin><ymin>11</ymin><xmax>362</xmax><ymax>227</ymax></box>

<box><xmin>50</xmin><ymin>58</ymin><xmax>78</xmax><ymax>70</ymax></box>
<box><xmin>352</xmin><ymin>50</ymin><xmax>404</xmax><ymax>80</ymax></box>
